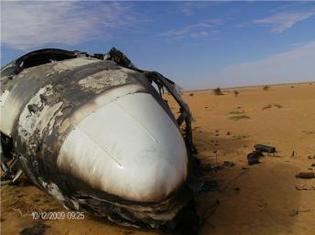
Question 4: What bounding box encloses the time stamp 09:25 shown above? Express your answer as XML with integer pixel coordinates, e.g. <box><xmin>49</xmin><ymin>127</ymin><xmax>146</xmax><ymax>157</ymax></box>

<box><xmin>31</xmin><ymin>211</ymin><xmax>85</xmax><ymax>220</ymax></box>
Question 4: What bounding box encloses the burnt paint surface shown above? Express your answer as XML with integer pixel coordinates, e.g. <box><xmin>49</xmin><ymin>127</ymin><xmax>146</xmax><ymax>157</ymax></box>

<box><xmin>0</xmin><ymin>55</ymin><xmax>190</xmax><ymax>229</ymax></box>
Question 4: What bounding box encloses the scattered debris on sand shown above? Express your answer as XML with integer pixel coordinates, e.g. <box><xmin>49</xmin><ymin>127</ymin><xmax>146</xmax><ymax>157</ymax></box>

<box><xmin>247</xmin><ymin>144</ymin><xmax>277</xmax><ymax>165</ymax></box>
<box><xmin>2</xmin><ymin>83</ymin><xmax>315</xmax><ymax>235</ymax></box>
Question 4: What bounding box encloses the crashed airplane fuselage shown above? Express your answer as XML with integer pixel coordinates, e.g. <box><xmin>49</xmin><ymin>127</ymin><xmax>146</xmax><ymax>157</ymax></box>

<box><xmin>0</xmin><ymin>48</ymin><xmax>196</xmax><ymax>230</ymax></box>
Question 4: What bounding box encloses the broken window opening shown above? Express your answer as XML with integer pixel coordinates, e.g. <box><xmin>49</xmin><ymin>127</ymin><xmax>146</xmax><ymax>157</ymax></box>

<box><xmin>15</xmin><ymin>49</ymin><xmax>78</xmax><ymax>71</ymax></box>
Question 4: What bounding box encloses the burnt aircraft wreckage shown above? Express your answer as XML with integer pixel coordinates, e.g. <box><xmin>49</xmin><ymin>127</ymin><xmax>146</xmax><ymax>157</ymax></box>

<box><xmin>0</xmin><ymin>48</ymin><xmax>199</xmax><ymax>232</ymax></box>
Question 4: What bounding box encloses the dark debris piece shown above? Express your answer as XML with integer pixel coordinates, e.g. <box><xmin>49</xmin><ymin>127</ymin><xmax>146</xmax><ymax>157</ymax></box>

<box><xmin>247</xmin><ymin>150</ymin><xmax>263</xmax><ymax>165</ymax></box>
<box><xmin>254</xmin><ymin>144</ymin><xmax>276</xmax><ymax>153</ymax></box>
<box><xmin>295</xmin><ymin>172</ymin><xmax>315</xmax><ymax>179</ymax></box>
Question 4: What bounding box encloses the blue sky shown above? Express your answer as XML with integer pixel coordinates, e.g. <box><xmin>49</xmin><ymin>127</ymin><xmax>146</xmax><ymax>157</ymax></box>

<box><xmin>1</xmin><ymin>1</ymin><xmax>315</xmax><ymax>89</ymax></box>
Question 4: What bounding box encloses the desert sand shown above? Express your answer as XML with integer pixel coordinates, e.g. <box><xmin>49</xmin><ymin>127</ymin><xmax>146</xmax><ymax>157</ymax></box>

<box><xmin>1</xmin><ymin>82</ymin><xmax>315</xmax><ymax>235</ymax></box>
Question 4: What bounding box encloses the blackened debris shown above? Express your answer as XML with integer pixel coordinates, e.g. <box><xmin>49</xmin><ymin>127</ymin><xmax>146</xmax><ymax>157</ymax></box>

<box><xmin>247</xmin><ymin>144</ymin><xmax>277</xmax><ymax>165</ymax></box>
<box><xmin>247</xmin><ymin>150</ymin><xmax>263</xmax><ymax>165</ymax></box>
<box><xmin>295</xmin><ymin>172</ymin><xmax>315</xmax><ymax>179</ymax></box>
<box><xmin>107</xmin><ymin>47</ymin><xmax>135</xmax><ymax>69</ymax></box>
<box><xmin>254</xmin><ymin>144</ymin><xmax>276</xmax><ymax>153</ymax></box>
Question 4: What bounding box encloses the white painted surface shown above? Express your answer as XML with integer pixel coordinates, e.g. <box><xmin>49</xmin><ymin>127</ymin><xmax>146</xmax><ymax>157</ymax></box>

<box><xmin>0</xmin><ymin>90</ymin><xmax>10</xmax><ymax>108</ymax></box>
<box><xmin>0</xmin><ymin>86</ymin><xmax>24</xmax><ymax>136</ymax></box>
<box><xmin>0</xmin><ymin>90</ymin><xmax>10</xmax><ymax>132</ymax></box>
<box><xmin>70</xmin><ymin>84</ymin><xmax>145</xmax><ymax>126</ymax></box>
<box><xmin>58</xmin><ymin>93</ymin><xmax>187</xmax><ymax>202</ymax></box>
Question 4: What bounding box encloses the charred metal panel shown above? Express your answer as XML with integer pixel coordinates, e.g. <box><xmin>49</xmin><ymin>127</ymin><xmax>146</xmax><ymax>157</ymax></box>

<box><xmin>0</xmin><ymin>48</ymin><xmax>196</xmax><ymax>230</ymax></box>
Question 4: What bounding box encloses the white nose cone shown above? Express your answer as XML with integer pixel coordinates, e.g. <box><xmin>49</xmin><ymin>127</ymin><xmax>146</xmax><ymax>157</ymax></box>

<box><xmin>57</xmin><ymin>92</ymin><xmax>188</xmax><ymax>202</ymax></box>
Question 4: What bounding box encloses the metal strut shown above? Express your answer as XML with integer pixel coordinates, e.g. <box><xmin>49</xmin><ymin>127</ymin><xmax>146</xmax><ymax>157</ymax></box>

<box><xmin>0</xmin><ymin>134</ymin><xmax>23</xmax><ymax>185</ymax></box>
<box><xmin>0</xmin><ymin>156</ymin><xmax>23</xmax><ymax>186</ymax></box>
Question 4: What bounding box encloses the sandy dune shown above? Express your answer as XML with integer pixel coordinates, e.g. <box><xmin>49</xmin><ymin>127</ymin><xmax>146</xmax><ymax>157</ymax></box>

<box><xmin>1</xmin><ymin>82</ymin><xmax>315</xmax><ymax>235</ymax></box>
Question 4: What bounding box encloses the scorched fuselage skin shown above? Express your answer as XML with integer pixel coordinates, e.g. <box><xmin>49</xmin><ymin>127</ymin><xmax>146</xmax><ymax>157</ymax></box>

<box><xmin>0</xmin><ymin>48</ymin><xmax>194</xmax><ymax>230</ymax></box>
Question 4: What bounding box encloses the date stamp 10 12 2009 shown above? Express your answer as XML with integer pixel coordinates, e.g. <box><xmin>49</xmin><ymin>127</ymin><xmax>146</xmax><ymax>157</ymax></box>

<box><xmin>31</xmin><ymin>211</ymin><xmax>85</xmax><ymax>220</ymax></box>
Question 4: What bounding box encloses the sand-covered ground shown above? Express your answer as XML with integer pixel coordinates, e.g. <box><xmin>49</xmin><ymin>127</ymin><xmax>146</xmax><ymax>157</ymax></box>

<box><xmin>1</xmin><ymin>82</ymin><xmax>315</xmax><ymax>235</ymax></box>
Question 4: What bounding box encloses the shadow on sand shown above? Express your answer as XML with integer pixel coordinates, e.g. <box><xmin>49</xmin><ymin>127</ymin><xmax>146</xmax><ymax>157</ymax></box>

<box><xmin>193</xmin><ymin>130</ymin><xmax>301</xmax><ymax>235</ymax></box>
